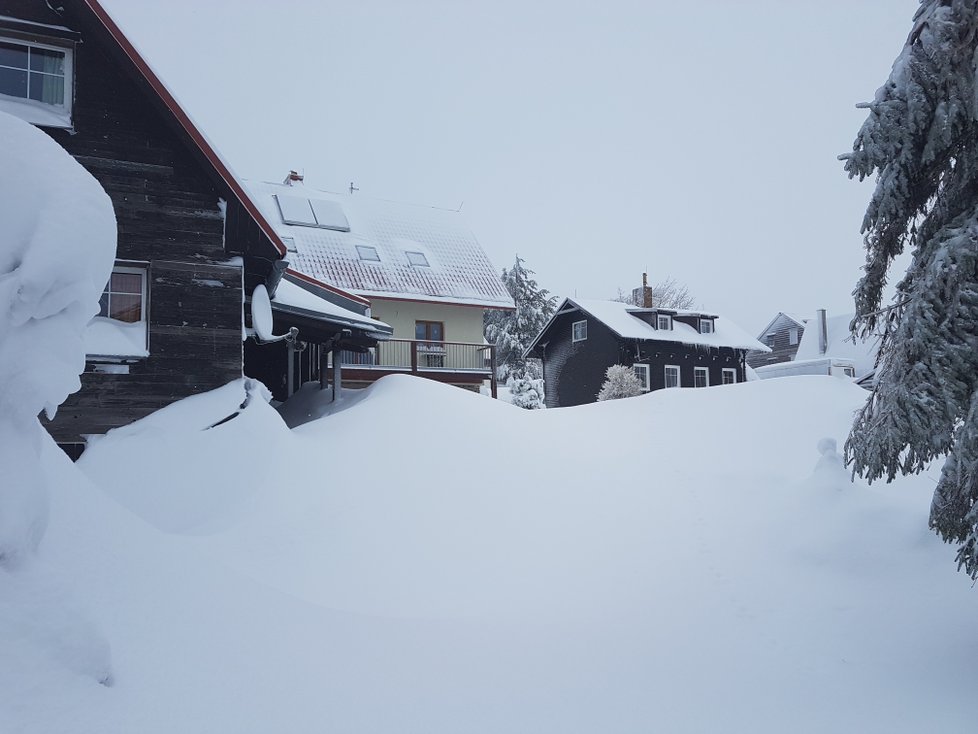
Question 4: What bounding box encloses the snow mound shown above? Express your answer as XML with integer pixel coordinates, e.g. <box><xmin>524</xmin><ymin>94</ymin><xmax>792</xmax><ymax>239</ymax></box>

<box><xmin>6</xmin><ymin>374</ymin><xmax>978</xmax><ymax>732</ymax></box>
<box><xmin>0</xmin><ymin>110</ymin><xmax>117</xmax><ymax>691</ymax></box>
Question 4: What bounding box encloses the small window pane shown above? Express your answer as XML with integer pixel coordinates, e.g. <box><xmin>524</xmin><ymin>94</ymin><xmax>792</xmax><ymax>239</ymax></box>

<box><xmin>111</xmin><ymin>272</ymin><xmax>143</xmax><ymax>294</ymax></box>
<box><xmin>406</xmin><ymin>251</ymin><xmax>429</xmax><ymax>267</ymax></box>
<box><xmin>28</xmin><ymin>72</ymin><xmax>63</xmax><ymax>104</ymax></box>
<box><xmin>694</xmin><ymin>368</ymin><xmax>709</xmax><ymax>388</ymax></box>
<box><xmin>700</xmin><ymin>319</ymin><xmax>713</xmax><ymax>334</ymax></box>
<box><xmin>110</xmin><ymin>294</ymin><xmax>142</xmax><ymax>323</ymax></box>
<box><xmin>356</xmin><ymin>245</ymin><xmax>380</xmax><ymax>261</ymax></box>
<box><xmin>429</xmin><ymin>322</ymin><xmax>443</xmax><ymax>341</ymax></box>
<box><xmin>0</xmin><ymin>66</ymin><xmax>27</xmax><ymax>98</ymax></box>
<box><xmin>275</xmin><ymin>195</ymin><xmax>317</xmax><ymax>225</ymax></box>
<box><xmin>0</xmin><ymin>41</ymin><xmax>28</xmax><ymax>69</ymax></box>
<box><xmin>415</xmin><ymin>322</ymin><xmax>427</xmax><ymax>340</ymax></box>
<box><xmin>657</xmin><ymin>315</ymin><xmax>671</xmax><ymax>330</ymax></box>
<box><xmin>29</xmin><ymin>47</ymin><xmax>65</xmax><ymax>74</ymax></box>
<box><xmin>665</xmin><ymin>366</ymin><xmax>680</xmax><ymax>388</ymax></box>
<box><xmin>310</xmin><ymin>199</ymin><xmax>350</xmax><ymax>231</ymax></box>
<box><xmin>572</xmin><ymin>320</ymin><xmax>587</xmax><ymax>342</ymax></box>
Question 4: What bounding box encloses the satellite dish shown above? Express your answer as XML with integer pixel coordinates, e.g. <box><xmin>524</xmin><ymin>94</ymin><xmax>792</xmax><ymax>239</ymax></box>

<box><xmin>252</xmin><ymin>285</ymin><xmax>280</xmax><ymax>342</ymax></box>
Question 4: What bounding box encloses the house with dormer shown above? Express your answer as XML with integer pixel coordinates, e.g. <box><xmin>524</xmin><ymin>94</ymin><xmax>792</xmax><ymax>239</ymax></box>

<box><xmin>525</xmin><ymin>299</ymin><xmax>769</xmax><ymax>408</ymax></box>
<box><xmin>245</xmin><ymin>176</ymin><xmax>513</xmax><ymax>394</ymax></box>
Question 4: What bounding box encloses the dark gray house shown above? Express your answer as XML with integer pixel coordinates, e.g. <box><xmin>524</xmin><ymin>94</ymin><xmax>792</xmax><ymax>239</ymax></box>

<box><xmin>746</xmin><ymin>312</ymin><xmax>808</xmax><ymax>368</ymax></box>
<box><xmin>525</xmin><ymin>299</ymin><xmax>769</xmax><ymax>408</ymax></box>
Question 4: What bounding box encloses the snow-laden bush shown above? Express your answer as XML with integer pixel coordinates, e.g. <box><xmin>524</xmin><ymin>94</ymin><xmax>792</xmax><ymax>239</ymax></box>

<box><xmin>596</xmin><ymin>365</ymin><xmax>644</xmax><ymax>402</ymax></box>
<box><xmin>509</xmin><ymin>373</ymin><xmax>545</xmax><ymax>409</ymax></box>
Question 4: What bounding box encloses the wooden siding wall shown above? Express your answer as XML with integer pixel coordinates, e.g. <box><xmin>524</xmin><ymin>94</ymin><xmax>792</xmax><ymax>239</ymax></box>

<box><xmin>634</xmin><ymin>342</ymin><xmax>745</xmax><ymax>390</ymax></box>
<box><xmin>539</xmin><ymin>311</ymin><xmax>627</xmax><ymax>408</ymax></box>
<box><xmin>747</xmin><ymin>315</ymin><xmax>806</xmax><ymax>368</ymax></box>
<box><xmin>7</xmin><ymin>2</ymin><xmax>245</xmax><ymax>441</ymax></box>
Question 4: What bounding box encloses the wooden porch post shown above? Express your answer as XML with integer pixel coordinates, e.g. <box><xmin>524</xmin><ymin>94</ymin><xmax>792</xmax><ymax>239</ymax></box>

<box><xmin>286</xmin><ymin>339</ymin><xmax>295</xmax><ymax>397</ymax></box>
<box><xmin>410</xmin><ymin>340</ymin><xmax>418</xmax><ymax>375</ymax></box>
<box><xmin>332</xmin><ymin>349</ymin><xmax>342</xmax><ymax>402</ymax></box>
<box><xmin>490</xmin><ymin>345</ymin><xmax>498</xmax><ymax>399</ymax></box>
<box><xmin>319</xmin><ymin>344</ymin><xmax>327</xmax><ymax>390</ymax></box>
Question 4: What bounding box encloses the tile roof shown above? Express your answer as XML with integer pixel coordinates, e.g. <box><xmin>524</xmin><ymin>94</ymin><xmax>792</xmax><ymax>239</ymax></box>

<box><xmin>245</xmin><ymin>180</ymin><xmax>513</xmax><ymax>309</ymax></box>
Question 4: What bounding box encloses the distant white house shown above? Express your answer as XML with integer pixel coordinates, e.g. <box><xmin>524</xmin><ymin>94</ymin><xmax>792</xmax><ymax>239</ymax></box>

<box><xmin>244</xmin><ymin>174</ymin><xmax>514</xmax><ymax>393</ymax></box>
<box><xmin>754</xmin><ymin>310</ymin><xmax>880</xmax><ymax>387</ymax></box>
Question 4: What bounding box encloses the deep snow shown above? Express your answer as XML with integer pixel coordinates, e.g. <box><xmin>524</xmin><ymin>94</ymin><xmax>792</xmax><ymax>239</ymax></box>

<box><xmin>2</xmin><ymin>374</ymin><xmax>976</xmax><ymax>732</ymax></box>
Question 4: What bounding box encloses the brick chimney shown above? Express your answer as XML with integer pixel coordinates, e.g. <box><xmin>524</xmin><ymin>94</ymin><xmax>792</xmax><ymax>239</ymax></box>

<box><xmin>283</xmin><ymin>170</ymin><xmax>304</xmax><ymax>186</ymax></box>
<box><xmin>631</xmin><ymin>272</ymin><xmax>654</xmax><ymax>308</ymax></box>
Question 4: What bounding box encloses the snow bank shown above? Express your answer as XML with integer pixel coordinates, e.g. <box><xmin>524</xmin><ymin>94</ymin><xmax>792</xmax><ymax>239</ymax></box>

<box><xmin>11</xmin><ymin>373</ymin><xmax>974</xmax><ymax>732</ymax></box>
<box><xmin>0</xmin><ymin>110</ymin><xmax>117</xmax><ymax>690</ymax></box>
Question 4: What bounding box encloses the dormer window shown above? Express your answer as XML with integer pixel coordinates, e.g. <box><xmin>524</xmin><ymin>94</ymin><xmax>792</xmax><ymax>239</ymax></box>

<box><xmin>657</xmin><ymin>314</ymin><xmax>672</xmax><ymax>330</ymax></box>
<box><xmin>0</xmin><ymin>37</ymin><xmax>73</xmax><ymax>128</ymax></box>
<box><xmin>406</xmin><ymin>251</ymin><xmax>430</xmax><ymax>267</ymax></box>
<box><xmin>356</xmin><ymin>245</ymin><xmax>380</xmax><ymax>262</ymax></box>
<box><xmin>699</xmin><ymin>318</ymin><xmax>714</xmax><ymax>334</ymax></box>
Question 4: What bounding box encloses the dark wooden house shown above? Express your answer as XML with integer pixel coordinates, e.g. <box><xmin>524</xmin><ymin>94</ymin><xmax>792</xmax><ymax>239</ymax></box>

<box><xmin>746</xmin><ymin>312</ymin><xmax>808</xmax><ymax>369</ymax></box>
<box><xmin>2</xmin><ymin>0</ymin><xmax>389</xmax><ymax>455</ymax></box>
<box><xmin>525</xmin><ymin>299</ymin><xmax>769</xmax><ymax>408</ymax></box>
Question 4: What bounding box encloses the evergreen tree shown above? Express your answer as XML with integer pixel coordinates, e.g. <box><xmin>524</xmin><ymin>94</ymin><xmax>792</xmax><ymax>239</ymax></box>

<box><xmin>842</xmin><ymin>0</ymin><xmax>978</xmax><ymax>577</ymax></box>
<box><xmin>596</xmin><ymin>365</ymin><xmax>644</xmax><ymax>402</ymax></box>
<box><xmin>509</xmin><ymin>366</ymin><xmax>546</xmax><ymax>410</ymax></box>
<box><xmin>484</xmin><ymin>255</ymin><xmax>557</xmax><ymax>382</ymax></box>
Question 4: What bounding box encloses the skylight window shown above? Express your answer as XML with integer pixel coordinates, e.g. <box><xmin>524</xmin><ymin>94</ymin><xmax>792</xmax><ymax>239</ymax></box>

<box><xmin>406</xmin><ymin>251</ymin><xmax>430</xmax><ymax>267</ymax></box>
<box><xmin>275</xmin><ymin>194</ymin><xmax>351</xmax><ymax>231</ymax></box>
<box><xmin>281</xmin><ymin>236</ymin><xmax>298</xmax><ymax>253</ymax></box>
<box><xmin>356</xmin><ymin>245</ymin><xmax>380</xmax><ymax>262</ymax></box>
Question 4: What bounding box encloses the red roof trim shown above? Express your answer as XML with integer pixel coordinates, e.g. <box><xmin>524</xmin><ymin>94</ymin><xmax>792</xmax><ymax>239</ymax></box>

<box><xmin>284</xmin><ymin>268</ymin><xmax>371</xmax><ymax>307</ymax></box>
<box><xmin>82</xmin><ymin>0</ymin><xmax>287</xmax><ymax>260</ymax></box>
<box><xmin>364</xmin><ymin>294</ymin><xmax>515</xmax><ymax>311</ymax></box>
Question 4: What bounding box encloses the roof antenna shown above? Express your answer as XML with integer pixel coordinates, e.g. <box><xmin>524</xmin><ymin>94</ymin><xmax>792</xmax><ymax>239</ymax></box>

<box><xmin>349</xmin><ymin>181</ymin><xmax>359</xmax><ymax>195</ymax></box>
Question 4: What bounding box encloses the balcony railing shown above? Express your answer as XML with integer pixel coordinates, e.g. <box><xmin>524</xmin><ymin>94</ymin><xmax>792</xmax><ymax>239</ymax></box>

<box><xmin>337</xmin><ymin>339</ymin><xmax>498</xmax><ymax>397</ymax></box>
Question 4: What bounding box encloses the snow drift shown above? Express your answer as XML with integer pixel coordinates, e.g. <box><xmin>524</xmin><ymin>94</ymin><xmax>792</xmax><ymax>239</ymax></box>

<box><xmin>3</xmin><ymin>373</ymin><xmax>973</xmax><ymax>732</ymax></box>
<box><xmin>0</xmin><ymin>110</ymin><xmax>117</xmax><ymax>693</ymax></box>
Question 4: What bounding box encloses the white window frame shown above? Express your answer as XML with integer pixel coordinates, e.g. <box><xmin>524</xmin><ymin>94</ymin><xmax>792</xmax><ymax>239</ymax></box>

<box><xmin>721</xmin><ymin>367</ymin><xmax>737</xmax><ymax>385</ymax></box>
<box><xmin>572</xmin><ymin>319</ymin><xmax>587</xmax><ymax>342</ymax></box>
<box><xmin>664</xmin><ymin>364</ymin><xmax>680</xmax><ymax>388</ymax></box>
<box><xmin>699</xmin><ymin>318</ymin><xmax>714</xmax><ymax>334</ymax></box>
<box><xmin>0</xmin><ymin>35</ymin><xmax>73</xmax><ymax>128</ymax></box>
<box><xmin>89</xmin><ymin>265</ymin><xmax>149</xmax><ymax>358</ymax></box>
<box><xmin>633</xmin><ymin>363</ymin><xmax>650</xmax><ymax>391</ymax></box>
<box><xmin>657</xmin><ymin>314</ymin><xmax>672</xmax><ymax>331</ymax></box>
<box><xmin>694</xmin><ymin>366</ymin><xmax>710</xmax><ymax>388</ymax></box>
<box><xmin>842</xmin><ymin>366</ymin><xmax>855</xmax><ymax>379</ymax></box>
<box><xmin>789</xmin><ymin>327</ymin><xmax>799</xmax><ymax>345</ymax></box>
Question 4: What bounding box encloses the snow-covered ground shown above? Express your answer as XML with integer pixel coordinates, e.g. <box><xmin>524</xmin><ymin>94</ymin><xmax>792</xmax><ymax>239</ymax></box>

<box><xmin>2</xmin><ymin>374</ymin><xmax>975</xmax><ymax>732</ymax></box>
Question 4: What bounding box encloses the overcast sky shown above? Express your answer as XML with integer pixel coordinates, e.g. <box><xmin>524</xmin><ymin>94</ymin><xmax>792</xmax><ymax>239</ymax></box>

<box><xmin>100</xmin><ymin>0</ymin><xmax>919</xmax><ymax>332</ymax></box>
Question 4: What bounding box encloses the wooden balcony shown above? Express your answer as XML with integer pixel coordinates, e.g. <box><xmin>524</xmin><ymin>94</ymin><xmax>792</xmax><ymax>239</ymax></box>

<box><xmin>336</xmin><ymin>339</ymin><xmax>499</xmax><ymax>397</ymax></box>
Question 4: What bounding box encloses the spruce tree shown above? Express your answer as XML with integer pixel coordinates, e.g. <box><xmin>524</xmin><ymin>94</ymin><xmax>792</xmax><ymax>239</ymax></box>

<box><xmin>484</xmin><ymin>255</ymin><xmax>557</xmax><ymax>382</ymax></box>
<box><xmin>842</xmin><ymin>0</ymin><xmax>978</xmax><ymax>577</ymax></box>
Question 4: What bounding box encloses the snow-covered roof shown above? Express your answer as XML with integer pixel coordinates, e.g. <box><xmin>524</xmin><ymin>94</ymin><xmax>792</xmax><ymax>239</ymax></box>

<box><xmin>531</xmin><ymin>299</ymin><xmax>770</xmax><ymax>353</ymax></box>
<box><xmin>794</xmin><ymin>313</ymin><xmax>879</xmax><ymax>377</ymax></box>
<box><xmin>271</xmin><ymin>274</ymin><xmax>392</xmax><ymax>336</ymax></box>
<box><xmin>244</xmin><ymin>180</ymin><xmax>513</xmax><ymax>310</ymax></box>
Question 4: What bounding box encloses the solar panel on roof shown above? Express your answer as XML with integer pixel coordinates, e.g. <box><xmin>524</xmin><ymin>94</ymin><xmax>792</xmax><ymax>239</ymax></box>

<box><xmin>275</xmin><ymin>195</ymin><xmax>316</xmax><ymax>226</ymax></box>
<box><xmin>310</xmin><ymin>199</ymin><xmax>351</xmax><ymax>232</ymax></box>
